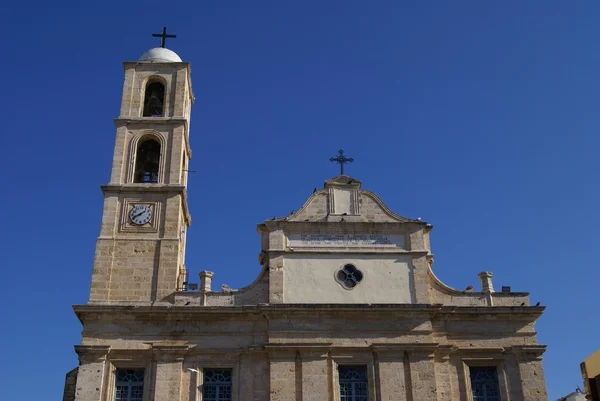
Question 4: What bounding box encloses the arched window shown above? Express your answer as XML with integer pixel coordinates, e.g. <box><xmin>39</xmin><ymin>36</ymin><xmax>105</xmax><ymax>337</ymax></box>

<box><xmin>134</xmin><ymin>138</ymin><xmax>161</xmax><ymax>183</ymax></box>
<box><xmin>143</xmin><ymin>82</ymin><xmax>165</xmax><ymax>117</ymax></box>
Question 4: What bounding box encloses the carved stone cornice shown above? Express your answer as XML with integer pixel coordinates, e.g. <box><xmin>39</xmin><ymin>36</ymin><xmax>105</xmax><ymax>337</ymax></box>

<box><xmin>101</xmin><ymin>184</ymin><xmax>186</xmax><ymax>193</ymax></box>
<box><xmin>150</xmin><ymin>343</ymin><xmax>193</xmax><ymax>362</ymax></box>
<box><xmin>265</xmin><ymin>343</ymin><xmax>332</xmax><ymax>354</ymax></box>
<box><xmin>74</xmin><ymin>345</ymin><xmax>110</xmax><ymax>364</ymax></box>
<box><xmin>371</xmin><ymin>343</ymin><xmax>439</xmax><ymax>353</ymax></box>
<box><xmin>371</xmin><ymin>343</ymin><xmax>453</xmax><ymax>361</ymax></box>
<box><xmin>73</xmin><ymin>304</ymin><xmax>545</xmax><ymax>324</ymax></box>
<box><xmin>508</xmin><ymin>345</ymin><xmax>547</xmax><ymax>361</ymax></box>
<box><xmin>452</xmin><ymin>347</ymin><xmax>507</xmax><ymax>360</ymax></box>
<box><xmin>114</xmin><ymin>117</ymin><xmax>187</xmax><ymax>128</ymax></box>
<box><xmin>108</xmin><ymin>347</ymin><xmax>154</xmax><ymax>362</ymax></box>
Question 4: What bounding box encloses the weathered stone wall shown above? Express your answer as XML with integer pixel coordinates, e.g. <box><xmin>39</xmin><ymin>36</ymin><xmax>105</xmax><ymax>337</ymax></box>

<box><xmin>173</xmin><ymin>268</ymin><xmax>269</xmax><ymax>306</ymax></box>
<box><xmin>428</xmin><ymin>266</ymin><xmax>531</xmax><ymax>307</ymax></box>
<box><xmin>289</xmin><ymin>187</ymin><xmax>415</xmax><ymax>224</ymax></box>
<box><xmin>69</xmin><ymin>305</ymin><xmax>548</xmax><ymax>401</ymax></box>
<box><xmin>62</xmin><ymin>367</ymin><xmax>78</xmax><ymax>401</ymax></box>
<box><xmin>283</xmin><ymin>253</ymin><xmax>413</xmax><ymax>303</ymax></box>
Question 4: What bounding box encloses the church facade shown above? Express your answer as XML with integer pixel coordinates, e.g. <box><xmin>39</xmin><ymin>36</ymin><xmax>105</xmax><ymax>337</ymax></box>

<box><xmin>64</xmin><ymin>44</ymin><xmax>549</xmax><ymax>401</ymax></box>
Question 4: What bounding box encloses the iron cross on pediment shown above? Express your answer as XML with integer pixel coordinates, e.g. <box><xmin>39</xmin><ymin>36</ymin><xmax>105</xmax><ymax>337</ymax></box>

<box><xmin>330</xmin><ymin>149</ymin><xmax>353</xmax><ymax>175</ymax></box>
<box><xmin>152</xmin><ymin>27</ymin><xmax>176</xmax><ymax>48</ymax></box>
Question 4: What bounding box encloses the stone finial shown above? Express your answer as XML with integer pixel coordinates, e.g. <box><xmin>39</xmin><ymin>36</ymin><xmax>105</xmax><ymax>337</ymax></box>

<box><xmin>478</xmin><ymin>271</ymin><xmax>495</xmax><ymax>293</ymax></box>
<box><xmin>200</xmin><ymin>271</ymin><xmax>214</xmax><ymax>293</ymax></box>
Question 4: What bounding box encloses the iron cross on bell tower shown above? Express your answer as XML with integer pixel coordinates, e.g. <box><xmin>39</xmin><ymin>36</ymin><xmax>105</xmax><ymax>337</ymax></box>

<box><xmin>152</xmin><ymin>26</ymin><xmax>176</xmax><ymax>48</ymax></box>
<box><xmin>330</xmin><ymin>149</ymin><xmax>354</xmax><ymax>175</ymax></box>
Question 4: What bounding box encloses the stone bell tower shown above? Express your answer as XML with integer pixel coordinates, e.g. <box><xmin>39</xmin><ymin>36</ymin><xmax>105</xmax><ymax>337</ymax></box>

<box><xmin>88</xmin><ymin>37</ymin><xmax>194</xmax><ymax>304</ymax></box>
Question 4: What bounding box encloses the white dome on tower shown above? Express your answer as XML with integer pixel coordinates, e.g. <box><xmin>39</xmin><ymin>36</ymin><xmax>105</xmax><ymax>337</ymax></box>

<box><xmin>139</xmin><ymin>47</ymin><xmax>182</xmax><ymax>63</ymax></box>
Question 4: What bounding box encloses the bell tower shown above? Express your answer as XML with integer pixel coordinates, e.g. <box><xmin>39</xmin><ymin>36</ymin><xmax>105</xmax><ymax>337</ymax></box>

<box><xmin>88</xmin><ymin>36</ymin><xmax>194</xmax><ymax>304</ymax></box>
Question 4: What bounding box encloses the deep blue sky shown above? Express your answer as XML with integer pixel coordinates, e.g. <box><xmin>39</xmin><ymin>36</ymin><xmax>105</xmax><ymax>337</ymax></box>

<box><xmin>1</xmin><ymin>1</ymin><xmax>598</xmax><ymax>399</ymax></box>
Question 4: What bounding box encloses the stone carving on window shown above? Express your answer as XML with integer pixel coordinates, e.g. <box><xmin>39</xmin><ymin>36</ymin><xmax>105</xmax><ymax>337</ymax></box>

<box><xmin>336</xmin><ymin>264</ymin><xmax>364</xmax><ymax>290</ymax></box>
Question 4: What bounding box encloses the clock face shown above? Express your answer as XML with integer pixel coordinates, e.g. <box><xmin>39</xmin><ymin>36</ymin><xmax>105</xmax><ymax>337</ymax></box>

<box><xmin>129</xmin><ymin>205</ymin><xmax>152</xmax><ymax>225</ymax></box>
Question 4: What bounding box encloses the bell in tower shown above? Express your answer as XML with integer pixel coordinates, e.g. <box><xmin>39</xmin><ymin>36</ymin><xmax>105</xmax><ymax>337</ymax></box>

<box><xmin>142</xmin><ymin>82</ymin><xmax>165</xmax><ymax>117</ymax></box>
<box><xmin>88</xmin><ymin>26</ymin><xmax>193</xmax><ymax>305</ymax></box>
<box><xmin>134</xmin><ymin>138</ymin><xmax>161</xmax><ymax>183</ymax></box>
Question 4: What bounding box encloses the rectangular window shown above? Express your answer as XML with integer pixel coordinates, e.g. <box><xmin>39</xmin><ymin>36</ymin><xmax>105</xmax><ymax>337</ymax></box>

<box><xmin>114</xmin><ymin>369</ymin><xmax>144</xmax><ymax>401</ymax></box>
<box><xmin>339</xmin><ymin>366</ymin><xmax>369</xmax><ymax>401</ymax></box>
<box><xmin>470</xmin><ymin>366</ymin><xmax>501</xmax><ymax>401</ymax></box>
<box><xmin>203</xmin><ymin>369</ymin><xmax>232</xmax><ymax>401</ymax></box>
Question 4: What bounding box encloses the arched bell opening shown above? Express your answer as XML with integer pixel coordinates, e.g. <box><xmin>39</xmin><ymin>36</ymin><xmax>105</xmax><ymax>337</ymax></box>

<box><xmin>134</xmin><ymin>138</ymin><xmax>161</xmax><ymax>183</ymax></box>
<box><xmin>142</xmin><ymin>81</ymin><xmax>165</xmax><ymax>117</ymax></box>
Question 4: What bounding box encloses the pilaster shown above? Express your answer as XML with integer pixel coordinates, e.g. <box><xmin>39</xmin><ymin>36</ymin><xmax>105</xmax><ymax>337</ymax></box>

<box><xmin>411</xmin><ymin>255</ymin><xmax>431</xmax><ymax>304</ymax></box>
<box><xmin>267</xmin><ymin>349</ymin><xmax>297</xmax><ymax>401</ymax></box>
<box><xmin>152</xmin><ymin>345</ymin><xmax>189</xmax><ymax>401</ymax></box>
<box><xmin>406</xmin><ymin>346</ymin><xmax>438</xmax><ymax>401</ymax></box>
<box><xmin>512</xmin><ymin>346</ymin><xmax>548</xmax><ymax>401</ymax></box>
<box><xmin>299</xmin><ymin>349</ymin><xmax>330</xmax><ymax>401</ymax></box>
<box><xmin>433</xmin><ymin>347</ymin><xmax>455</xmax><ymax>401</ymax></box>
<box><xmin>268</xmin><ymin>255</ymin><xmax>284</xmax><ymax>303</ymax></box>
<box><xmin>73</xmin><ymin>346</ymin><xmax>110</xmax><ymax>401</ymax></box>
<box><xmin>374</xmin><ymin>349</ymin><xmax>407</xmax><ymax>401</ymax></box>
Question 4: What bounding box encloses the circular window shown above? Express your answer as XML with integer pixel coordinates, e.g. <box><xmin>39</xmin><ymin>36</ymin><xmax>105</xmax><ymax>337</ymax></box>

<box><xmin>336</xmin><ymin>264</ymin><xmax>364</xmax><ymax>289</ymax></box>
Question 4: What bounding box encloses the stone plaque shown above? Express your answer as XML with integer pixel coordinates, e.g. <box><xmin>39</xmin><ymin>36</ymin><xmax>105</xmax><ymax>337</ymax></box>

<box><xmin>288</xmin><ymin>234</ymin><xmax>404</xmax><ymax>248</ymax></box>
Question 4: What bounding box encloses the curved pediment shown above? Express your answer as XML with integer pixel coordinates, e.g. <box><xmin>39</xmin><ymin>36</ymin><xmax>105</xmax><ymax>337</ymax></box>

<box><xmin>284</xmin><ymin>176</ymin><xmax>418</xmax><ymax>223</ymax></box>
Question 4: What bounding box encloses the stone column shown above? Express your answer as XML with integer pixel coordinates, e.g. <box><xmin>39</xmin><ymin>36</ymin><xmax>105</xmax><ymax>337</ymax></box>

<box><xmin>268</xmin><ymin>349</ymin><xmax>297</xmax><ymax>401</ymax></box>
<box><xmin>512</xmin><ymin>346</ymin><xmax>549</xmax><ymax>401</ymax></box>
<box><xmin>407</xmin><ymin>348</ymin><xmax>438</xmax><ymax>401</ymax></box>
<box><xmin>152</xmin><ymin>345</ymin><xmax>189</xmax><ymax>401</ymax></box>
<box><xmin>73</xmin><ymin>345</ymin><xmax>110</xmax><ymax>401</ymax></box>
<box><xmin>375</xmin><ymin>350</ymin><xmax>407</xmax><ymax>401</ymax></box>
<box><xmin>300</xmin><ymin>349</ymin><xmax>330</xmax><ymax>401</ymax></box>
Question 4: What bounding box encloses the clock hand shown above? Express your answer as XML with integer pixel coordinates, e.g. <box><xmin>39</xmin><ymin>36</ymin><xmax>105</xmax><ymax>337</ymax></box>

<box><xmin>132</xmin><ymin>211</ymin><xmax>146</xmax><ymax>219</ymax></box>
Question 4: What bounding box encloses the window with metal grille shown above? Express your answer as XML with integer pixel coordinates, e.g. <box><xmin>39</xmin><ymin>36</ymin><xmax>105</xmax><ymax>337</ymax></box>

<box><xmin>469</xmin><ymin>366</ymin><xmax>501</xmax><ymax>401</ymax></box>
<box><xmin>339</xmin><ymin>366</ymin><xmax>369</xmax><ymax>401</ymax></box>
<box><xmin>114</xmin><ymin>369</ymin><xmax>144</xmax><ymax>401</ymax></box>
<box><xmin>203</xmin><ymin>369</ymin><xmax>232</xmax><ymax>401</ymax></box>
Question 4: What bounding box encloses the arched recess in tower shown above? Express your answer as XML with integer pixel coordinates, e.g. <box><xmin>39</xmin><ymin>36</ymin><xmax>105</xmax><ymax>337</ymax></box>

<box><xmin>142</xmin><ymin>81</ymin><xmax>165</xmax><ymax>117</ymax></box>
<box><xmin>134</xmin><ymin>138</ymin><xmax>161</xmax><ymax>183</ymax></box>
